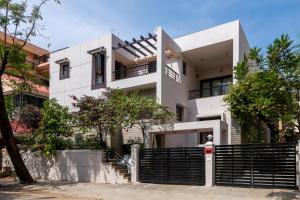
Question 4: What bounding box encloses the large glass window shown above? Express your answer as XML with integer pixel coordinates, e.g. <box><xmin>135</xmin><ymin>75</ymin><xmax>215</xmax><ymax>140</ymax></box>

<box><xmin>201</xmin><ymin>76</ymin><xmax>232</xmax><ymax>97</ymax></box>
<box><xmin>92</xmin><ymin>52</ymin><xmax>105</xmax><ymax>87</ymax></box>
<box><xmin>59</xmin><ymin>62</ymin><xmax>70</xmax><ymax>80</ymax></box>
<box><xmin>176</xmin><ymin>105</ymin><xmax>184</xmax><ymax>122</ymax></box>
<box><xmin>94</xmin><ymin>53</ymin><xmax>104</xmax><ymax>84</ymax></box>
<box><xmin>11</xmin><ymin>93</ymin><xmax>46</xmax><ymax>108</ymax></box>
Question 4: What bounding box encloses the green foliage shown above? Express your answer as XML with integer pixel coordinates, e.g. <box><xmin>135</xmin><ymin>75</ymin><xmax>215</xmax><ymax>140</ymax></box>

<box><xmin>125</xmin><ymin>93</ymin><xmax>174</xmax><ymax>137</ymax></box>
<box><xmin>19</xmin><ymin>104</ymin><xmax>41</xmax><ymax>130</ymax></box>
<box><xmin>4</xmin><ymin>95</ymin><xmax>16</xmax><ymax>119</ymax></box>
<box><xmin>225</xmin><ymin>34</ymin><xmax>300</xmax><ymax>142</ymax></box>
<box><xmin>73</xmin><ymin>88</ymin><xmax>174</xmax><ymax>145</ymax></box>
<box><xmin>37</xmin><ymin>99</ymin><xmax>72</xmax><ymax>137</ymax></box>
<box><xmin>32</xmin><ymin>99</ymin><xmax>73</xmax><ymax>156</ymax></box>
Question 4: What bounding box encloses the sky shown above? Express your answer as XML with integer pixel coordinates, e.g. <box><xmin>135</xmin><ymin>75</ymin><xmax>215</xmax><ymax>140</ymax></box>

<box><xmin>30</xmin><ymin>0</ymin><xmax>300</xmax><ymax>53</ymax></box>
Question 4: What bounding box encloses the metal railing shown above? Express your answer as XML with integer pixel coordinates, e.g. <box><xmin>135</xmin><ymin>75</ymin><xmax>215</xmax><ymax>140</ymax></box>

<box><xmin>104</xmin><ymin>149</ymin><xmax>131</xmax><ymax>171</ymax></box>
<box><xmin>189</xmin><ymin>85</ymin><xmax>231</xmax><ymax>99</ymax></box>
<box><xmin>165</xmin><ymin>65</ymin><xmax>180</xmax><ymax>82</ymax></box>
<box><xmin>114</xmin><ymin>63</ymin><xmax>156</xmax><ymax>80</ymax></box>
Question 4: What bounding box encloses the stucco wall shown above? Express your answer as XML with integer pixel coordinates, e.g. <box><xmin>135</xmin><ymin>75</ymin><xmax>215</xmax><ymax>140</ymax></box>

<box><xmin>23</xmin><ymin>150</ymin><xmax>128</xmax><ymax>184</ymax></box>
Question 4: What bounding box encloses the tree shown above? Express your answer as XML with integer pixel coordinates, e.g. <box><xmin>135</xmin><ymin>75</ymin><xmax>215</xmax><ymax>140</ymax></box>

<box><xmin>225</xmin><ymin>35</ymin><xmax>300</xmax><ymax>143</ymax></box>
<box><xmin>19</xmin><ymin>105</ymin><xmax>41</xmax><ymax>131</ymax></box>
<box><xmin>72</xmin><ymin>88</ymin><xmax>174</xmax><ymax>147</ymax></box>
<box><xmin>0</xmin><ymin>0</ymin><xmax>60</xmax><ymax>183</ymax></box>
<box><xmin>32</xmin><ymin>99</ymin><xmax>73</xmax><ymax>156</ymax></box>
<box><xmin>125</xmin><ymin>94</ymin><xmax>174</xmax><ymax>145</ymax></box>
<box><xmin>72</xmin><ymin>89</ymin><xmax>138</xmax><ymax>148</ymax></box>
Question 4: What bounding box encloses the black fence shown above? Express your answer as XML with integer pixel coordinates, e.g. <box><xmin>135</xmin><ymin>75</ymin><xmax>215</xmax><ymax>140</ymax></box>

<box><xmin>139</xmin><ymin>147</ymin><xmax>205</xmax><ymax>185</ymax></box>
<box><xmin>188</xmin><ymin>85</ymin><xmax>231</xmax><ymax>99</ymax></box>
<box><xmin>215</xmin><ymin>143</ymin><xmax>297</xmax><ymax>189</ymax></box>
<box><xmin>165</xmin><ymin>65</ymin><xmax>180</xmax><ymax>82</ymax></box>
<box><xmin>114</xmin><ymin>63</ymin><xmax>156</xmax><ymax>80</ymax></box>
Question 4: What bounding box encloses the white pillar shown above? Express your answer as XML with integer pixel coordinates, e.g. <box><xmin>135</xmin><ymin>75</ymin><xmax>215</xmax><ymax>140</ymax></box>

<box><xmin>205</xmin><ymin>135</ymin><xmax>215</xmax><ymax>187</ymax></box>
<box><xmin>131</xmin><ymin>144</ymin><xmax>140</xmax><ymax>184</ymax></box>
<box><xmin>213</xmin><ymin>121</ymin><xmax>221</xmax><ymax>145</ymax></box>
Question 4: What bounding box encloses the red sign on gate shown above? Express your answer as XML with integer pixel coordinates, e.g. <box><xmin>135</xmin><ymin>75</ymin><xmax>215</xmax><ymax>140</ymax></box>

<box><xmin>205</xmin><ymin>147</ymin><xmax>213</xmax><ymax>154</ymax></box>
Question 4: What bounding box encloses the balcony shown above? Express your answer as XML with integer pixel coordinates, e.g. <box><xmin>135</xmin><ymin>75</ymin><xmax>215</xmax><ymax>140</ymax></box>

<box><xmin>114</xmin><ymin>62</ymin><xmax>156</xmax><ymax>80</ymax></box>
<box><xmin>165</xmin><ymin>65</ymin><xmax>180</xmax><ymax>82</ymax></box>
<box><xmin>189</xmin><ymin>85</ymin><xmax>231</xmax><ymax>99</ymax></box>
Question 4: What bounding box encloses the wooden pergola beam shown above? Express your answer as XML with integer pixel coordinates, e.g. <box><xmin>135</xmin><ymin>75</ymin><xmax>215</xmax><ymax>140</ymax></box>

<box><xmin>133</xmin><ymin>38</ymin><xmax>154</xmax><ymax>55</ymax></box>
<box><xmin>148</xmin><ymin>33</ymin><xmax>157</xmax><ymax>42</ymax></box>
<box><xmin>113</xmin><ymin>33</ymin><xmax>157</xmax><ymax>57</ymax></box>
<box><xmin>118</xmin><ymin>43</ymin><xmax>140</xmax><ymax>58</ymax></box>
<box><xmin>142</xmin><ymin>35</ymin><xmax>157</xmax><ymax>50</ymax></box>
<box><xmin>125</xmin><ymin>40</ymin><xmax>147</xmax><ymax>57</ymax></box>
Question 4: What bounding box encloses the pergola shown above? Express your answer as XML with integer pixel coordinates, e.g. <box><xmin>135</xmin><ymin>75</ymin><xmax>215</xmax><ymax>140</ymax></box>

<box><xmin>113</xmin><ymin>33</ymin><xmax>157</xmax><ymax>59</ymax></box>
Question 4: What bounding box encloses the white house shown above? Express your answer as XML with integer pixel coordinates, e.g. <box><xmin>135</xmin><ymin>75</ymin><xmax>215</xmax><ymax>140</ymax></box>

<box><xmin>49</xmin><ymin>20</ymin><xmax>250</xmax><ymax>148</ymax></box>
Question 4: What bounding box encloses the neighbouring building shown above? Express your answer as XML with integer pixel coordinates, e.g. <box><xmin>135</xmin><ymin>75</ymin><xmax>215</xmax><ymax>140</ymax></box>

<box><xmin>1</xmin><ymin>32</ymin><xmax>50</xmax><ymax>134</ymax></box>
<box><xmin>49</xmin><ymin>20</ymin><xmax>250</xmax><ymax>148</ymax></box>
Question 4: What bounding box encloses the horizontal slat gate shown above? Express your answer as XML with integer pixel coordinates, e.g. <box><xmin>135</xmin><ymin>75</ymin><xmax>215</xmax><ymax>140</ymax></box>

<box><xmin>139</xmin><ymin>147</ymin><xmax>205</xmax><ymax>185</ymax></box>
<box><xmin>215</xmin><ymin>143</ymin><xmax>296</xmax><ymax>189</ymax></box>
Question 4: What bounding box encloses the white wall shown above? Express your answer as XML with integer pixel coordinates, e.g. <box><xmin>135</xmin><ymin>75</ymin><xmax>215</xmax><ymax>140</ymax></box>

<box><xmin>50</xmin><ymin>34</ymin><xmax>113</xmax><ymax>109</ymax></box>
<box><xmin>187</xmin><ymin>96</ymin><xmax>227</xmax><ymax>121</ymax></box>
<box><xmin>156</xmin><ymin>27</ymin><xmax>190</xmax><ymax>121</ymax></box>
<box><xmin>50</xmin><ymin>33</ymin><xmax>160</xmax><ymax>110</ymax></box>
<box><xmin>165</xmin><ymin>132</ymin><xmax>199</xmax><ymax>148</ymax></box>
<box><xmin>23</xmin><ymin>150</ymin><xmax>128</xmax><ymax>184</ymax></box>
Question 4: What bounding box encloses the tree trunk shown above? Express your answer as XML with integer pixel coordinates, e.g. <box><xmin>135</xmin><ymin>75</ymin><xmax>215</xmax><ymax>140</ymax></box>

<box><xmin>97</xmin><ymin>125</ymin><xmax>106</xmax><ymax>149</ymax></box>
<box><xmin>0</xmin><ymin>79</ymin><xmax>34</xmax><ymax>183</ymax></box>
<box><xmin>265</xmin><ymin>121</ymin><xmax>279</xmax><ymax>143</ymax></box>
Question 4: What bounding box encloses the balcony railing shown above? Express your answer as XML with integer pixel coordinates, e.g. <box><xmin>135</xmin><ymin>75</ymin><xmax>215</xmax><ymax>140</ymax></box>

<box><xmin>189</xmin><ymin>85</ymin><xmax>231</xmax><ymax>99</ymax></box>
<box><xmin>114</xmin><ymin>63</ymin><xmax>156</xmax><ymax>80</ymax></box>
<box><xmin>165</xmin><ymin>65</ymin><xmax>180</xmax><ymax>82</ymax></box>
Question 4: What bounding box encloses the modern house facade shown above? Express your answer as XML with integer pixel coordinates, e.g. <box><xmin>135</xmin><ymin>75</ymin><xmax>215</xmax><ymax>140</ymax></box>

<box><xmin>50</xmin><ymin>20</ymin><xmax>250</xmax><ymax>148</ymax></box>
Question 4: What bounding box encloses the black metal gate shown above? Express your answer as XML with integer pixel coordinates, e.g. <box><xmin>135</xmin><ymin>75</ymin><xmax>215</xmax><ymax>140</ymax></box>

<box><xmin>215</xmin><ymin>143</ymin><xmax>297</xmax><ymax>189</ymax></box>
<box><xmin>139</xmin><ymin>147</ymin><xmax>205</xmax><ymax>185</ymax></box>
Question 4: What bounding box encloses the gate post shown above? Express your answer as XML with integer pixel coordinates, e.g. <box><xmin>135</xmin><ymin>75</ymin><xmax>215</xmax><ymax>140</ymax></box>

<box><xmin>131</xmin><ymin>144</ymin><xmax>140</xmax><ymax>184</ymax></box>
<box><xmin>205</xmin><ymin>135</ymin><xmax>215</xmax><ymax>187</ymax></box>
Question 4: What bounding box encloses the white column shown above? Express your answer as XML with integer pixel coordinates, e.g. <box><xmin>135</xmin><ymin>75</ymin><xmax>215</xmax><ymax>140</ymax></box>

<box><xmin>205</xmin><ymin>135</ymin><xmax>215</xmax><ymax>187</ymax></box>
<box><xmin>213</xmin><ymin>121</ymin><xmax>221</xmax><ymax>145</ymax></box>
<box><xmin>131</xmin><ymin>144</ymin><xmax>140</xmax><ymax>184</ymax></box>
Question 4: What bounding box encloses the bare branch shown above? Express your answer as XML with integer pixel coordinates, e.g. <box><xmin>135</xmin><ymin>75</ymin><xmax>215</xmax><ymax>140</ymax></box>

<box><xmin>19</xmin><ymin>0</ymin><xmax>48</xmax><ymax>49</ymax></box>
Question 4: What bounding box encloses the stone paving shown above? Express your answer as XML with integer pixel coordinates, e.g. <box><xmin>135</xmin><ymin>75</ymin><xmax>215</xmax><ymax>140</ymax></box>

<box><xmin>0</xmin><ymin>180</ymin><xmax>300</xmax><ymax>200</ymax></box>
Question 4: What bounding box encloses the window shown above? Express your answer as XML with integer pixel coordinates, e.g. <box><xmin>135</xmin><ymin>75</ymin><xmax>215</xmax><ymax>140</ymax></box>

<box><xmin>176</xmin><ymin>105</ymin><xmax>184</xmax><ymax>122</ymax></box>
<box><xmin>197</xmin><ymin>115</ymin><xmax>221</xmax><ymax>121</ymax></box>
<box><xmin>182</xmin><ymin>61</ymin><xmax>187</xmax><ymax>75</ymax></box>
<box><xmin>199</xmin><ymin>132</ymin><xmax>212</xmax><ymax>144</ymax></box>
<box><xmin>11</xmin><ymin>93</ymin><xmax>46</xmax><ymax>108</ymax></box>
<box><xmin>92</xmin><ymin>52</ymin><xmax>105</xmax><ymax>89</ymax></box>
<box><xmin>200</xmin><ymin>76</ymin><xmax>232</xmax><ymax>97</ymax></box>
<box><xmin>59</xmin><ymin>62</ymin><xmax>70</xmax><ymax>80</ymax></box>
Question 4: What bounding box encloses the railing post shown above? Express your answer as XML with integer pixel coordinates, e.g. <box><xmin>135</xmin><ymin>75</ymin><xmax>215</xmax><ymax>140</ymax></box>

<box><xmin>131</xmin><ymin>144</ymin><xmax>140</xmax><ymax>184</ymax></box>
<box><xmin>205</xmin><ymin>135</ymin><xmax>215</xmax><ymax>187</ymax></box>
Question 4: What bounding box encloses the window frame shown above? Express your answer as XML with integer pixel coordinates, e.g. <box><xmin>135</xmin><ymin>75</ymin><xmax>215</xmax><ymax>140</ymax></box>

<box><xmin>59</xmin><ymin>62</ymin><xmax>70</xmax><ymax>80</ymax></box>
<box><xmin>182</xmin><ymin>61</ymin><xmax>187</xmax><ymax>75</ymax></box>
<box><xmin>91</xmin><ymin>52</ymin><xmax>106</xmax><ymax>90</ymax></box>
<box><xmin>200</xmin><ymin>75</ymin><xmax>232</xmax><ymax>97</ymax></box>
<box><xmin>176</xmin><ymin>105</ymin><xmax>184</xmax><ymax>122</ymax></box>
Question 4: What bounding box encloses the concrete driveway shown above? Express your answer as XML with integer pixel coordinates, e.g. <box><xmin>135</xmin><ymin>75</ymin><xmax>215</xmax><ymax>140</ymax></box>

<box><xmin>0</xmin><ymin>181</ymin><xmax>300</xmax><ymax>200</ymax></box>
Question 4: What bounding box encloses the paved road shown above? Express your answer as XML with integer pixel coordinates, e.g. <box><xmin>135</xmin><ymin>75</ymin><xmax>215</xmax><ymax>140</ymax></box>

<box><xmin>0</xmin><ymin>181</ymin><xmax>300</xmax><ymax>200</ymax></box>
